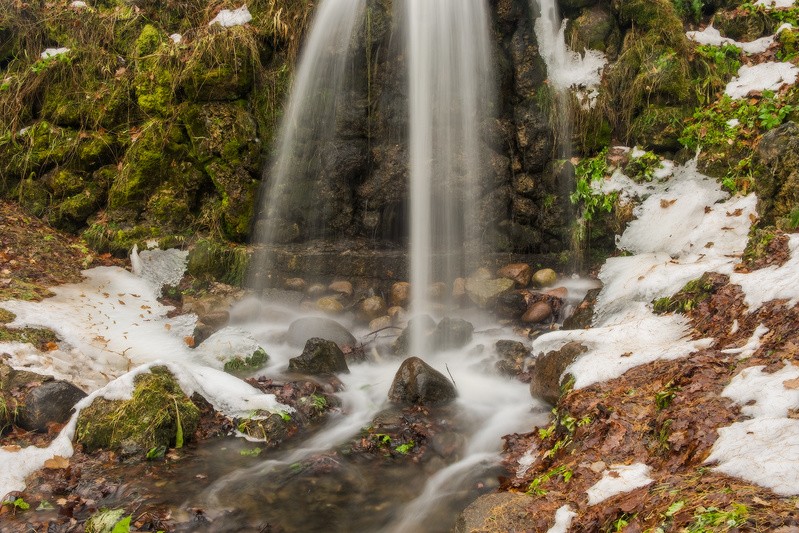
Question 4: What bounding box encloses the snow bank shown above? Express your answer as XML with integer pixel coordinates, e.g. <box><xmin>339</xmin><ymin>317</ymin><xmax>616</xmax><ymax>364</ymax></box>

<box><xmin>209</xmin><ymin>5</ymin><xmax>252</xmax><ymax>27</ymax></box>
<box><xmin>532</xmin><ymin>160</ymin><xmax>755</xmax><ymax>389</ymax></box>
<box><xmin>725</xmin><ymin>62</ymin><xmax>799</xmax><ymax>99</ymax></box>
<box><xmin>707</xmin><ymin>363</ymin><xmax>799</xmax><ymax>495</ymax></box>
<box><xmin>586</xmin><ymin>463</ymin><xmax>653</xmax><ymax>505</ymax></box>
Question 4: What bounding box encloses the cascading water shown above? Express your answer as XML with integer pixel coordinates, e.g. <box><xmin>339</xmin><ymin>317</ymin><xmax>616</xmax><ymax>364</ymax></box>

<box><xmin>405</xmin><ymin>0</ymin><xmax>494</xmax><ymax>354</ymax></box>
<box><xmin>248</xmin><ymin>0</ymin><xmax>366</xmax><ymax>289</ymax></box>
<box><xmin>531</xmin><ymin>0</ymin><xmax>606</xmax><ymax>270</ymax></box>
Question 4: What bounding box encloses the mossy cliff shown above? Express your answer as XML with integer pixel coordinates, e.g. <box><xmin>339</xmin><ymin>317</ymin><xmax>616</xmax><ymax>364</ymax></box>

<box><xmin>0</xmin><ymin>0</ymin><xmax>310</xmax><ymax>256</ymax></box>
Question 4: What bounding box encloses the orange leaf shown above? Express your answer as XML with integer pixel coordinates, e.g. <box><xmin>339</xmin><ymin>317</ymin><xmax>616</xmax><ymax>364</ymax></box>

<box><xmin>43</xmin><ymin>455</ymin><xmax>70</xmax><ymax>469</ymax></box>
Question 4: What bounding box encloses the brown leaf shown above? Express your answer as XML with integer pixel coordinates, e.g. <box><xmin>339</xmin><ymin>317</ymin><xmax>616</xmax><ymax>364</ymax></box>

<box><xmin>43</xmin><ymin>341</ymin><xmax>58</xmax><ymax>351</ymax></box>
<box><xmin>783</xmin><ymin>378</ymin><xmax>799</xmax><ymax>390</ymax></box>
<box><xmin>43</xmin><ymin>455</ymin><xmax>70</xmax><ymax>469</ymax></box>
<box><xmin>660</xmin><ymin>199</ymin><xmax>677</xmax><ymax>208</ymax></box>
<box><xmin>184</xmin><ymin>336</ymin><xmax>195</xmax><ymax>347</ymax></box>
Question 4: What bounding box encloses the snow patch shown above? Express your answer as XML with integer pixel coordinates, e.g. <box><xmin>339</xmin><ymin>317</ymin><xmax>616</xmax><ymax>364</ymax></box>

<box><xmin>169</xmin><ymin>33</ymin><xmax>182</xmax><ymax>44</ymax></box>
<box><xmin>209</xmin><ymin>5</ymin><xmax>252</xmax><ymax>27</ymax></box>
<box><xmin>730</xmin><ymin>234</ymin><xmax>799</xmax><ymax>312</ymax></box>
<box><xmin>725</xmin><ymin>62</ymin><xmax>799</xmax><ymax>99</ymax></box>
<box><xmin>130</xmin><ymin>245</ymin><xmax>189</xmax><ymax>293</ymax></box>
<box><xmin>721</xmin><ymin>323</ymin><xmax>769</xmax><ymax>358</ymax></box>
<box><xmin>755</xmin><ymin>0</ymin><xmax>796</xmax><ymax>8</ymax></box>
<box><xmin>586</xmin><ymin>463</ymin><xmax>653</xmax><ymax>505</ymax></box>
<box><xmin>707</xmin><ymin>363</ymin><xmax>799</xmax><ymax>495</ymax></box>
<box><xmin>687</xmin><ymin>23</ymin><xmax>792</xmax><ymax>54</ymax></box>
<box><xmin>547</xmin><ymin>505</ymin><xmax>577</xmax><ymax>533</ymax></box>
<box><xmin>40</xmin><ymin>47</ymin><xmax>70</xmax><ymax>59</ymax></box>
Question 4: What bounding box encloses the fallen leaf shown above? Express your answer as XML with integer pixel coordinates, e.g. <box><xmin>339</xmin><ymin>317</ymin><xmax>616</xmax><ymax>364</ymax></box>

<box><xmin>184</xmin><ymin>336</ymin><xmax>195</xmax><ymax>347</ymax></box>
<box><xmin>784</xmin><ymin>378</ymin><xmax>799</xmax><ymax>390</ymax></box>
<box><xmin>43</xmin><ymin>341</ymin><xmax>58</xmax><ymax>351</ymax></box>
<box><xmin>1</xmin><ymin>445</ymin><xmax>21</xmax><ymax>452</ymax></box>
<box><xmin>660</xmin><ymin>199</ymin><xmax>677</xmax><ymax>208</ymax></box>
<box><xmin>164</xmin><ymin>323</ymin><xmax>172</xmax><ymax>331</ymax></box>
<box><xmin>43</xmin><ymin>455</ymin><xmax>70</xmax><ymax>469</ymax></box>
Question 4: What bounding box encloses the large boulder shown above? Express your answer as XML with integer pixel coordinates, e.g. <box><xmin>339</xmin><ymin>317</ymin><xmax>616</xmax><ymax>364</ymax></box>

<box><xmin>388</xmin><ymin>357</ymin><xmax>457</xmax><ymax>406</ymax></box>
<box><xmin>454</xmin><ymin>492</ymin><xmax>539</xmax><ymax>533</ymax></box>
<box><xmin>286</xmin><ymin>317</ymin><xmax>356</xmax><ymax>349</ymax></box>
<box><xmin>529</xmin><ymin>342</ymin><xmax>587</xmax><ymax>404</ymax></box>
<box><xmin>393</xmin><ymin>315</ymin><xmax>437</xmax><ymax>355</ymax></box>
<box><xmin>17</xmin><ymin>380</ymin><xmax>87</xmax><ymax>432</ymax></box>
<box><xmin>288</xmin><ymin>338</ymin><xmax>350</xmax><ymax>375</ymax></box>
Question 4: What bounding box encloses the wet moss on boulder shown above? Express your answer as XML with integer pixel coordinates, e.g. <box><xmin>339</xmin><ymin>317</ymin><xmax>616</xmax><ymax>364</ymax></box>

<box><xmin>76</xmin><ymin>366</ymin><xmax>200</xmax><ymax>453</ymax></box>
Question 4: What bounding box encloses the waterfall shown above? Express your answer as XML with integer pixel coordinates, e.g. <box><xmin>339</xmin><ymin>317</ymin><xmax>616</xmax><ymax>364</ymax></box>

<box><xmin>249</xmin><ymin>0</ymin><xmax>367</xmax><ymax>289</ymax></box>
<box><xmin>404</xmin><ymin>0</ymin><xmax>494</xmax><ymax>354</ymax></box>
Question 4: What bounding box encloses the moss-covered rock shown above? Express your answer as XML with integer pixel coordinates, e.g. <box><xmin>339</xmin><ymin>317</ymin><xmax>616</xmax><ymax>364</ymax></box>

<box><xmin>181</xmin><ymin>102</ymin><xmax>260</xmax><ymax>169</ymax></box>
<box><xmin>567</xmin><ymin>4</ymin><xmax>619</xmax><ymax>54</ymax></box>
<box><xmin>754</xmin><ymin>121</ymin><xmax>799</xmax><ymax>227</ymax></box>
<box><xmin>107</xmin><ymin>119</ymin><xmax>189</xmax><ymax>215</ymax></box>
<box><xmin>205</xmin><ymin>160</ymin><xmax>259</xmax><ymax>241</ymax></box>
<box><xmin>13</xmin><ymin>178</ymin><xmax>50</xmax><ymax>217</ymax></box>
<box><xmin>133</xmin><ymin>25</ymin><xmax>177</xmax><ymax>118</ymax></box>
<box><xmin>50</xmin><ymin>182</ymin><xmax>105</xmax><ymax>230</ymax></box>
<box><xmin>75</xmin><ymin>366</ymin><xmax>199</xmax><ymax>453</ymax></box>
<box><xmin>180</xmin><ymin>26</ymin><xmax>259</xmax><ymax>102</ymax></box>
<box><xmin>630</xmin><ymin>104</ymin><xmax>693</xmax><ymax>152</ymax></box>
<box><xmin>186</xmin><ymin>238</ymin><xmax>250</xmax><ymax>286</ymax></box>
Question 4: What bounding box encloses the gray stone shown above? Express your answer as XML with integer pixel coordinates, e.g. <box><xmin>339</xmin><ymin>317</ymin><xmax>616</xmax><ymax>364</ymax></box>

<box><xmin>18</xmin><ymin>380</ymin><xmax>87</xmax><ymax>432</ymax></box>
<box><xmin>288</xmin><ymin>338</ymin><xmax>349</xmax><ymax>375</ymax></box>
<box><xmin>388</xmin><ymin>357</ymin><xmax>457</xmax><ymax>406</ymax></box>
<box><xmin>429</xmin><ymin>317</ymin><xmax>474</xmax><ymax>352</ymax></box>
<box><xmin>286</xmin><ymin>317</ymin><xmax>356</xmax><ymax>349</ymax></box>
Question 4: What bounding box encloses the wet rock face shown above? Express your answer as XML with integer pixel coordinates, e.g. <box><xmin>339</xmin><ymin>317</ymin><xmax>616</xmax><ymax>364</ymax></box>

<box><xmin>17</xmin><ymin>380</ymin><xmax>87</xmax><ymax>432</ymax></box>
<box><xmin>286</xmin><ymin>317</ymin><xmax>356</xmax><ymax>349</ymax></box>
<box><xmin>529</xmin><ymin>341</ymin><xmax>587</xmax><ymax>405</ymax></box>
<box><xmin>288</xmin><ymin>338</ymin><xmax>350</xmax><ymax>376</ymax></box>
<box><xmin>495</xmin><ymin>339</ymin><xmax>531</xmax><ymax>377</ymax></box>
<box><xmin>388</xmin><ymin>357</ymin><xmax>457</xmax><ymax>406</ymax></box>
<box><xmin>755</xmin><ymin>121</ymin><xmax>799</xmax><ymax>227</ymax></box>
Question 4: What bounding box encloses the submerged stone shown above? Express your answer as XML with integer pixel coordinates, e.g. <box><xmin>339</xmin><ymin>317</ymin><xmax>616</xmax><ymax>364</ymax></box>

<box><xmin>429</xmin><ymin>317</ymin><xmax>474</xmax><ymax>352</ymax></box>
<box><xmin>288</xmin><ymin>338</ymin><xmax>349</xmax><ymax>375</ymax></box>
<box><xmin>388</xmin><ymin>357</ymin><xmax>457</xmax><ymax>406</ymax></box>
<box><xmin>465</xmin><ymin>277</ymin><xmax>515</xmax><ymax>308</ymax></box>
<box><xmin>286</xmin><ymin>317</ymin><xmax>356</xmax><ymax>349</ymax></box>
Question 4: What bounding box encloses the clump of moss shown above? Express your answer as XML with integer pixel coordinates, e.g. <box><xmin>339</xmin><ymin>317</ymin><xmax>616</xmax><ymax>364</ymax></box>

<box><xmin>0</xmin><ymin>309</ymin><xmax>15</xmax><ymax>324</ymax></box>
<box><xmin>223</xmin><ymin>347</ymin><xmax>269</xmax><ymax>374</ymax></box>
<box><xmin>76</xmin><ymin>366</ymin><xmax>199</xmax><ymax>453</ymax></box>
<box><xmin>652</xmin><ymin>272</ymin><xmax>726</xmax><ymax>314</ymax></box>
<box><xmin>0</xmin><ymin>325</ymin><xmax>58</xmax><ymax>350</ymax></box>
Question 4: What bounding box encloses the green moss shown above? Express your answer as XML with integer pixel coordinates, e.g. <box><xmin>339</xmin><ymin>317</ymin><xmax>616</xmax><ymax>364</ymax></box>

<box><xmin>45</xmin><ymin>168</ymin><xmax>85</xmax><ymax>198</ymax></box>
<box><xmin>652</xmin><ymin>273</ymin><xmax>722</xmax><ymax>314</ymax></box>
<box><xmin>83</xmin><ymin>222</ymin><xmax>163</xmax><ymax>256</ymax></box>
<box><xmin>136</xmin><ymin>24</ymin><xmax>163</xmax><ymax>56</ymax></box>
<box><xmin>76</xmin><ymin>366</ymin><xmax>199</xmax><ymax>453</ymax></box>
<box><xmin>204</xmin><ymin>160</ymin><xmax>259</xmax><ymax>241</ymax></box>
<box><xmin>742</xmin><ymin>227</ymin><xmax>778</xmax><ymax>267</ymax></box>
<box><xmin>615</xmin><ymin>0</ymin><xmax>684</xmax><ymax>36</ymax></box>
<box><xmin>223</xmin><ymin>347</ymin><xmax>269</xmax><ymax>374</ymax></box>
<box><xmin>629</xmin><ymin>105</ymin><xmax>692</xmax><ymax>152</ymax></box>
<box><xmin>50</xmin><ymin>183</ymin><xmax>105</xmax><ymax>230</ymax></box>
<box><xmin>186</xmin><ymin>238</ymin><xmax>250</xmax><ymax>286</ymax></box>
<box><xmin>13</xmin><ymin>178</ymin><xmax>50</xmax><ymax>217</ymax></box>
<box><xmin>0</xmin><ymin>325</ymin><xmax>59</xmax><ymax>350</ymax></box>
<box><xmin>181</xmin><ymin>102</ymin><xmax>259</xmax><ymax>168</ymax></box>
<box><xmin>0</xmin><ymin>309</ymin><xmax>15</xmax><ymax>324</ymax></box>
<box><xmin>179</xmin><ymin>26</ymin><xmax>259</xmax><ymax>102</ymax></box>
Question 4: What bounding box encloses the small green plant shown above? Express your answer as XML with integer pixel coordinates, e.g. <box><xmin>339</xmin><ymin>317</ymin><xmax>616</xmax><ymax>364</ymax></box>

<box><xmin>672</xmin><ymin>0</ymin><xmax>704</xmax><ymax>22</ymax></box>
<box><xmin>240</xmin><ymin>447</ymin><xmax>263</xmax><ymax>457</ymax></box>
<box><xmin>2</xmin><ymin>497</ymin><xmax>30</xmax><ymax>512</ymax></box>
<box><xmin>310</xmin><ymin>394</ymin><xmax>327</xmax><ymax>411</ymax></box>
<box><xmin>279</xmin><ymin>411</ymin><xmax>291</xmax><ymax>422</ymax></box>
<box><xmin>625</xmin><ymin>150</ymin><xmax>662</xmax><ymax>183</ymax></box>
<box><xmin>611</xmin><ymin>513</ymin><xmax>634</xmax><ymax>532</ymax></box>
<box><xmin>395</xmin><ymin>441</ymin><xmax>415</xmax><ymax>454</ymax></box>
<box><xmin>570</xmin><ymin>147</ymin><xmax>617</xmax><ymax>223</ymax></box>
<box><xmin>525</xmin><ymin>465</ymin><xmax>573</xmax><ymax>497</ymax></box>
<box><xmin>145</xmin><ymin>445</ymin><xmax>166</xmax><ymax>460</ymax></box>
<box><xmin>687</xmin><ymin>503</ymin><xmax>748</xmax><ymax>532</ymax></box>
<box><xmin>655</xmin><ymin>381</ymin><xmax>679</xmax><ymax>410</ymax></box>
